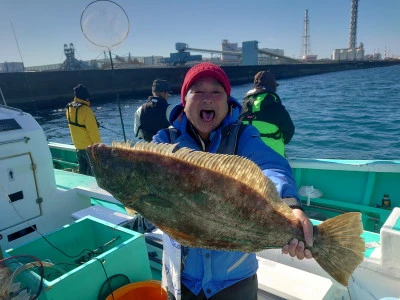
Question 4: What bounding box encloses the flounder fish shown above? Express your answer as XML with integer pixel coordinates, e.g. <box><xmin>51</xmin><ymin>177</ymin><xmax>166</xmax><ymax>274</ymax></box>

<box><xmin>87</xmin><ymin>142</ymin><xmax>365</xmax><ymax>286</ymax></box>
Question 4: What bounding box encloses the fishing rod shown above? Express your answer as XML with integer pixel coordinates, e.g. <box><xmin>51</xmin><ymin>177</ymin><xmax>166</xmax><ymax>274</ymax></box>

<box><xmin>107</xmin><ymin>50</ymin><xmax>127</xmax><ymax>141</ymax></box>
<box><xmin>99</xmin><ymin>124</ymin><xmax>124</xmax><ymax>136</ymax></box>
<box><xmin>10</xmin><ymin>20</ymin><xmax>38</xmax><ymax>113</ymax></box>
<box><xmin>0</xmin><ymin>87</ymin><xmax>6</xmax><ymax>106</ymax></box>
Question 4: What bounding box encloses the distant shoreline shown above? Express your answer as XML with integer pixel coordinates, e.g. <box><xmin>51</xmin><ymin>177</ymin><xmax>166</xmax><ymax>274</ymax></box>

<box><xmin>1</xmin><ymin>60</ymin><xmax>399</xmax><ymax>111</ymax></box>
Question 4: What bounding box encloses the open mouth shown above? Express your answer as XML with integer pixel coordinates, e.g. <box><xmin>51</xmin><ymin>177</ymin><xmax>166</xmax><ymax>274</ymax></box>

<box><xmin>200</xmin><ymin>110</ymin><xmax>215</xmax><ymax>122</ymax></box>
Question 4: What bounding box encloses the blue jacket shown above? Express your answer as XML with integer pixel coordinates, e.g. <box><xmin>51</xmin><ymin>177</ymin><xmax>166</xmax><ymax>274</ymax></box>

<box><xmin>152</xmin><ymin>97</ymin><xmax>300</xmax><ymax>297</ymax></box>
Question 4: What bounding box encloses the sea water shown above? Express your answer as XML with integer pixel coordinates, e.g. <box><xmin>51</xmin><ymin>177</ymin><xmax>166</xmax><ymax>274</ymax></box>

<box><xmin>36</xmin><ymin>64</ymin><xmax>400</xmax><ymax>160</ymax></box>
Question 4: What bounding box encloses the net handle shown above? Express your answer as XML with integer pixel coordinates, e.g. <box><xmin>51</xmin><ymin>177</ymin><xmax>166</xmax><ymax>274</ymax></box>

<box><xmin>9</xmin><ymin>261</ymin><xmax>61</xmax><ymax>283</ymax></box>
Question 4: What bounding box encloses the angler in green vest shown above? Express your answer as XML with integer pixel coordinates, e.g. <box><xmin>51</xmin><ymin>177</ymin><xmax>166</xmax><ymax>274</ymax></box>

<box><xmin>240</xmin><ymin>71</ymin><xmax>294</xmax><ymax>157</ymax></box>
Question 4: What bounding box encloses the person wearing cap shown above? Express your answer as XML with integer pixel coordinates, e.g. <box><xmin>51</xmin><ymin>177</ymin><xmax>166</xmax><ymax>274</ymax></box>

<box><xmin>152</xmin><ymin>62</ymin><xmax>312</xmax><ymax>300</ymax></box>
<box><xmin>66</xmin><ymin>84</ymin><xmax>101</xmax><ymax>175</ymax></box>
<box><xmin>241</xmin><ymin>71</ymin><xmax>295</xmax><ymax>157</ymax></box>
<box><xmin>134</xmin><ymin>79</ymin><xmax>173</xmax><ymax>142</ymax></box>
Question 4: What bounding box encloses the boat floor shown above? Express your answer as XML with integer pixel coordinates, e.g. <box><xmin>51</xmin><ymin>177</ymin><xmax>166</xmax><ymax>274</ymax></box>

<box><xmin>54</xmin><ymin>169</ymin><xmax>127</xmax><ymax>213</ymax></box>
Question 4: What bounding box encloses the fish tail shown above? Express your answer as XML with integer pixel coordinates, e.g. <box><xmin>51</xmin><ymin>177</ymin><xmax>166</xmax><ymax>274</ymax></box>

<box><xmin>311</xmin><ymin>212</ymin><xmax>365</xmax><ymax>286</ymax></box>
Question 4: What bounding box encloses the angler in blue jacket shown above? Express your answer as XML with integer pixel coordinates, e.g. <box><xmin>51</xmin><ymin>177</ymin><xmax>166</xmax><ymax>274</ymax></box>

<box><xmin>152</xmin><ymin>62</ymin><xmax>313</xmax><ymax>300</ymax></box>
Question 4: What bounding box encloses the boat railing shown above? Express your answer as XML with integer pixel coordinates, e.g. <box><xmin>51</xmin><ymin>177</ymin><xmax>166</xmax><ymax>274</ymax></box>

<box><xmin>301</xmin><ymin>196</ymin><xmax>392</xmax><ymax>233</ymax></box>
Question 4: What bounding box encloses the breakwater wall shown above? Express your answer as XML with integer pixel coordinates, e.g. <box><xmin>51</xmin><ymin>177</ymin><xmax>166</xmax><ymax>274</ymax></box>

<box><xmin>1</xmin><ymin>60</ymin><xmax>399</xmax><ymax>111</ymax></box>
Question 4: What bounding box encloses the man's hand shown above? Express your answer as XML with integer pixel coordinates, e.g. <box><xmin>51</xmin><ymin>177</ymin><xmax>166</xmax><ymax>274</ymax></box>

<box><xmin>281</xmin><ymin>208</ymin><xmax>313</xmax><ymax>260</ymax></box>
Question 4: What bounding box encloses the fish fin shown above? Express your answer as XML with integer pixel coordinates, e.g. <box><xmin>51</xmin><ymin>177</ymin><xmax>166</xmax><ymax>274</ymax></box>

<box><xmin>124</xmin><ymin>206</ymin><xmax>137</xmax><ymax>216</ymax></box>
<box><xmin>313</xmin><ymin>212</ymin><xmax>365</xmax><ymax>286</ymax></box>
<box><xmin>127</xmin><ymin>142</ymin><xmax>281</xmax><ymax>204</ymax></box>
<box><xmin>112</xmin><ymin>140</ymin><xmax>134</xmax><ymax>148</ymax></box>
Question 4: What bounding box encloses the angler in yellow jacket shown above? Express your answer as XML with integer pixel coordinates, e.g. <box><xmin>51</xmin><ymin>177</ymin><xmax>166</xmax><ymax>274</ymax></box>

<box><xmin>66</xmin><ymin>84</ymin><xmax>101</xmax><ymax>175</ymax></box>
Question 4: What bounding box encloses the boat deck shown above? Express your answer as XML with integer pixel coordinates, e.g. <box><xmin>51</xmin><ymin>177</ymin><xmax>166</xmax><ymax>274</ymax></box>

<box><xmin>54</xmin><ymin>169</ymin><xmax>127</xmax><ymax>213</ymax></box>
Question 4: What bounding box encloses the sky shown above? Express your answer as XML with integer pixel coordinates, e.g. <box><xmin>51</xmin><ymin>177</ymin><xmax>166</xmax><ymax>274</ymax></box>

<box><xmin>1</xmin><ymin>0</ymin><xmax>399</xmax><ymax>67</ymax></box>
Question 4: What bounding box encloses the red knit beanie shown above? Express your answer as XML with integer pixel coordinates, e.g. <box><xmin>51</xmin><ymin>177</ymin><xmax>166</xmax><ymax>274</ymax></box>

<box><xmin>180</xmin><ymin>62</ymin><xmax>231</xmax><ymax>105</ymax></box>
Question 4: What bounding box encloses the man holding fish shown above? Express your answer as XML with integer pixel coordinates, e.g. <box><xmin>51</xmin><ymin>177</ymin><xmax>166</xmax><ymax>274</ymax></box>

<box><xmin>87</xmin><ymin>62</ymin><xmax>364</xmax><ymax>300</ymax></box>
<box><xmin>152</xmin><ymin>62</ymin><xmax>312</xmax><ymax>300</ymax></box>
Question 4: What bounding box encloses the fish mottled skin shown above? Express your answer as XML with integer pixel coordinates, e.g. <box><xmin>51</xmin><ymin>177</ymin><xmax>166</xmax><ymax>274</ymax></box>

<box><xmin>87</xmin><ymin>142</ymin><xmax>365</xmax><ymax>286</ymax></box>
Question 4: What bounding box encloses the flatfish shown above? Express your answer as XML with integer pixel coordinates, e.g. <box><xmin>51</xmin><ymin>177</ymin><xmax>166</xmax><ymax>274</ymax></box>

<box><xmin>87</xmin><ymin>142</ymin><xmax>365</xmax><ymax>286</ymax></box>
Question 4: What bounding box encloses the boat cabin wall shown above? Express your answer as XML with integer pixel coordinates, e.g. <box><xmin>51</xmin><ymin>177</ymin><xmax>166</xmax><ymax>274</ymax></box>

<box><xmin>0</xmin><ymin>106</ymin><xmax>58</xmax><ymax>248</ymax></box>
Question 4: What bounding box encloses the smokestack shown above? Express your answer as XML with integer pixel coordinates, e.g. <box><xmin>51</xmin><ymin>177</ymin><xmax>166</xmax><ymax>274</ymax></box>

<box><xmin>349</xmin><ymin>0</ymin><xmax>359</xmax><ymax>49</ymax></box>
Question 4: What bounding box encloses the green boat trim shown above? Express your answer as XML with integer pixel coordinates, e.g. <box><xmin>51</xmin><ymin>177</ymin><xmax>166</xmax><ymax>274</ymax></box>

<box><xmin>49</xmin><ymin>142</ymin><xmax>400</xmax><ymax>234</ymax></box>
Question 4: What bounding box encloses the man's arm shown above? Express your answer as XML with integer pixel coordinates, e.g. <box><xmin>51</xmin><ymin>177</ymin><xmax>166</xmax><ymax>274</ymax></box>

<box><xmin>85</xmin><ymin>108</ymin><xmax>101</xmax><ymax>143</ymax></box>
<box><xmin>279</xmin><ymin>107</ymin><xmax>295</xmax><ymax>144</ymax></box>
<box><xmin>236</xmin><ymin>126</ymin><xmax>312</xmax><ymax>259</ymax></box>
<box><xmin>134</xmin><ymin>106</ymin><xmax>144</xmax><ymax>139</ymax></box>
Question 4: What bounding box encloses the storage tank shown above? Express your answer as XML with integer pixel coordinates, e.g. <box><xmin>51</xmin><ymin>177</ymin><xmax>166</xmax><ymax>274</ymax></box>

<box><xmin>175</xmin><ymin>43</ymin><xmax>188</xmax><ymax>52</ymax></box>
<box><xmin>332</xmin><ymin>49</ymin><xmax>341</xmax><ymax>61</ymax></box>
<box><xmin>356</xmin><ymin>48</ymin><xmax>364</xmax><ymax>60</ymax></box>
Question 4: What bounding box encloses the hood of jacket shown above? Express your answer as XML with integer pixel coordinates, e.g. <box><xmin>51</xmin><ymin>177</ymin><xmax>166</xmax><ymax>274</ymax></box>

<box><xmin>73</xmin><ymin>97</ymin><xmax>91</xmax><ymax>106</ymax></box>
<box><xmin>244</xmin><ymin>87</ymin><xmax>276</xmax><ymax>99</ymax></box>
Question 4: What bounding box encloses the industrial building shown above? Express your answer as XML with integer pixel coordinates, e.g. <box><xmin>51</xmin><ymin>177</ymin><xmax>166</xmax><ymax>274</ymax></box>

<box><xmin>332</xmin><ymin>0</ymin><xmax>365</xmax><ymax>61</ymax></box>
<box><xmin>0</xmin><ymin>62</ymin><xmax>24</xmax><ymax>73</ymax></box>
<box><xmin>332</xmin><ymin>44</ymin><xmax>365</xmax><ymax>61</ymax></box>
<box><xmin>161</xmin><ymin>40</ymin><xmax>299</xmax><ymax>67</ymax></box>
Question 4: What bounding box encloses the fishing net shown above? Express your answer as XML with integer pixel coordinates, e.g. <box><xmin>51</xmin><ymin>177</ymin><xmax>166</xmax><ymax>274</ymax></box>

<box><xmin>80</xmin><ymin>0</ymin><xmax>130</xmax><ymax>51</ymax></box>
<box><xmin>0</xmin><ymin>255</ymin><xmax>45</xmax><ymax>300</ymax></box>
<box><xmin>80</xmin><ymin>0</ymin><xmax>130</xmax><ymax>142</ymax></box>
